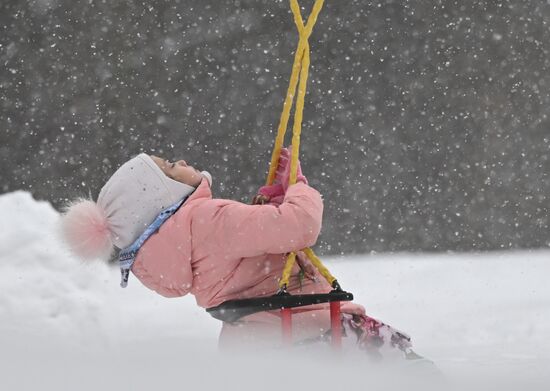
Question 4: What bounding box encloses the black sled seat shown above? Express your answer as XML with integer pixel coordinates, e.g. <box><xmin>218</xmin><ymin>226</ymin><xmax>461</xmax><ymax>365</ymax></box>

<box><xmin>206</xmin><ymin>287</ymin><xmax>354</xmax><ymax>348</ymax></box>
<box><xmin>207</xmin><ymin>290</ymin><xmax>353</xmax><ymax>323</ymax></box>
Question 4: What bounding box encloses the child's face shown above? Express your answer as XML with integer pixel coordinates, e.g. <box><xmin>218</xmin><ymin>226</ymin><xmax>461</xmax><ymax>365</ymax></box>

<box><xmin>150</xmin><ymin>155</ymin><xmax>203</xmax><ymax>187</ymax></box>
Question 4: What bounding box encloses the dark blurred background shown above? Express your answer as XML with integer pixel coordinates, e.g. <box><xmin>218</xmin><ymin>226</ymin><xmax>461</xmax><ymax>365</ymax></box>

<box><xmin>2</xmin><ymin>0</ymin><xmax>550</xmax><ymax>255</ymax></box>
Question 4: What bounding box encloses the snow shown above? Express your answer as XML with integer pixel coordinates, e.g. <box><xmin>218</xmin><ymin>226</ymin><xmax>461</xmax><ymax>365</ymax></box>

<box><xmin>1</xmin><ymin>191</ymin><xmax>549</xmax><ymax>390</ymax></box>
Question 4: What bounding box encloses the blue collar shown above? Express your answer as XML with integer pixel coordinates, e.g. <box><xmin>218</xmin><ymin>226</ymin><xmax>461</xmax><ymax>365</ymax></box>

<box><xmin>118</xmin><ymin>197</ymin><xmax>188</xmax><ymax>288</ymax></box>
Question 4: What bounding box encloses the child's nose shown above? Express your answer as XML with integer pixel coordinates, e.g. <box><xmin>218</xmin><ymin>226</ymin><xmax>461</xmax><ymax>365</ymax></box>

<box><xmin>176</xmin><ymin>160</ymin><xmax>187</xmax><ymax>167</ymax></box>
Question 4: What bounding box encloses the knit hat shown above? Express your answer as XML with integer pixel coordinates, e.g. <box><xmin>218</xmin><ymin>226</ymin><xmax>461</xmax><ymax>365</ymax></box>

<box><xmin>61</xmin><ymin>153</ymin><xmax>211</xmax><ymax>261</ymax></box>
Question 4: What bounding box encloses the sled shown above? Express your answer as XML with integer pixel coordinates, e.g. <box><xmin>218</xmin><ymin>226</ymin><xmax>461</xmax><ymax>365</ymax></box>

<box><xmin>207</xmin><ymin>283</ymin><xmax>353</xmax><ymax>348</ymax></box>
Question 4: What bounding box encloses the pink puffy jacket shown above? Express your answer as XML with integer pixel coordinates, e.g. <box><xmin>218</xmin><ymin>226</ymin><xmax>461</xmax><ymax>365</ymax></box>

<box><xmin>132</xmin><ymin>179</ymin><xmax>365</xmax><ymax>346</ymax></box>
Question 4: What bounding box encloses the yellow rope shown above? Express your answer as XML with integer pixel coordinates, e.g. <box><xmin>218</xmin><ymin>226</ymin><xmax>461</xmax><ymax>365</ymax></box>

<box><xmin>266</xmin><ymin>0</ymin><xmax>324</xmax><ymax>186</ymax></box>
<box><xmin>303</xmin><ymin>248</ymin><xmax>336</xmax><ymax>286</ymax></box>
<box><xmin>267</xmin><ymin>0</ymin><xmax>336</xmax><ymax>291</ymax></box>
<box><xmin>280</xmin><ymin>251</ymin><xmax>297</xmax><ymax>290</ymax></box>
<box><xmin>288</xmin><ymin>0</ymin><xmax>322</xmax><ymax>186</ymax></box>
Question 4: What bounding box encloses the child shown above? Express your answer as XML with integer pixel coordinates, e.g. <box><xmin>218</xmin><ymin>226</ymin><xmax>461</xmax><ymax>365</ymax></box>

<box><xmin>61</xmin><ymin>150</ymin><xmax>417</xmax><ymax>358</ymax></box>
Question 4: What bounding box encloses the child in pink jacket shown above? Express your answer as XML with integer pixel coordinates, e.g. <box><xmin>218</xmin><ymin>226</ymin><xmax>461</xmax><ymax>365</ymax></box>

<box><xmin>61</xmin><ymin>150</ymin><xmax>417</xmax><ymax>358</ymax></box>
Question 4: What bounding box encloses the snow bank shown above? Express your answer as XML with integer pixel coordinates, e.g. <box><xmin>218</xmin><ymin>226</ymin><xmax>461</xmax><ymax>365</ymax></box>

<box><xmin>0</xmin><ymin>191</ymin><xmax>219</xmax><ymax>346</ymax></box>
<box><xmin>0</xmin><ymin>191</ymin><xmax>549</xmax><ymax>390</ymax></box>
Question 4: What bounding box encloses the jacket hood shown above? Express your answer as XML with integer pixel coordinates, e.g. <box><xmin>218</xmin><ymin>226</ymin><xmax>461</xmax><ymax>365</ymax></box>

<box><xmin>130</xmin><ymin>177</ymin><xmax>212</xmax><ymax>297</ymax></box>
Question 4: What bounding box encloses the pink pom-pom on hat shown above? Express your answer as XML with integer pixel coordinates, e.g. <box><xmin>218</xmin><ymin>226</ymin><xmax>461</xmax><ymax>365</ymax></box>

<box><xmin>61</xmin><ymin>198</ymin><xmax>113</xmax><ymax>261</ymax></box>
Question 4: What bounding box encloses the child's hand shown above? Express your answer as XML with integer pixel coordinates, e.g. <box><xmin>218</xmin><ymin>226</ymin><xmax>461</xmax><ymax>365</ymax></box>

<box><xmin>275</xmin><ymin>146</ymin><xmax>308</xmax><ymax>192</ymax></box>
<box><xmin>274</xmin><ymin>147</ymin><xmax>291</xmax><ymax>183</ymax></box>
<box><xmin>253</xmin><ymin>146</ymin><xmax>308</xmax><ymax>206</ymax></box>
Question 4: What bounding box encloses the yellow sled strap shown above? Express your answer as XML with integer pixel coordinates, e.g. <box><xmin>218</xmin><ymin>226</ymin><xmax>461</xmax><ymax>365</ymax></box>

<box><xmin>266</xmin><ymin>0</ymin><xmax>324</xmax><ymax>186</ymax></box>
<box><xmin>275</xmin><ymin>0</ymin><xmax>327</xmax><ymax>291</ymax></box>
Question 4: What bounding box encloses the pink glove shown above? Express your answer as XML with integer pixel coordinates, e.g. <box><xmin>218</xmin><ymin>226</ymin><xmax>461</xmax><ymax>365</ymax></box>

<box><xmin>253</xmin><ymin>147</ymin><xmax>308</xmax><ymax>205</ymax></box>
<box><xmin>275</xmin><ymin>147</ymin><xmax>308</xmax><ymax>192</ymax></box>
<box><xmin>257</xmin><ymin>183</ymin><xmax>284</xmax><ymax>198</ymax></box>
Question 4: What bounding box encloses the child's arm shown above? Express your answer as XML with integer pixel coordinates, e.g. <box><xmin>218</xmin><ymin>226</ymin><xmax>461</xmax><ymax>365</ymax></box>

<box><xmin>202</xmin><ymin>182</ymin><xmax>323</xmax><ymax>259</ymax></box>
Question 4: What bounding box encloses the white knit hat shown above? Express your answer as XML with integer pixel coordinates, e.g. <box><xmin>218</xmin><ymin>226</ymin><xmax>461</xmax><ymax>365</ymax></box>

<box><xmin>61</xmin><ymin>153</ymin><xmax>211</xmax><ymax>261</ymax></box>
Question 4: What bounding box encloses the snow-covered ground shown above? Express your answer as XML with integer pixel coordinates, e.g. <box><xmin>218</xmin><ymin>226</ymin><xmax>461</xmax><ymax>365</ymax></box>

<box><xmin>1</xmin><ymin>191</ymin><xmax>549</xmax><ymax>390</ymax></box>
